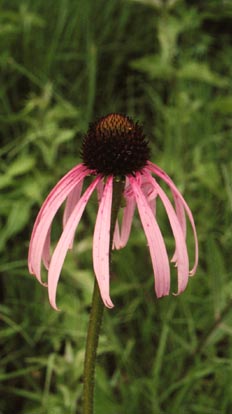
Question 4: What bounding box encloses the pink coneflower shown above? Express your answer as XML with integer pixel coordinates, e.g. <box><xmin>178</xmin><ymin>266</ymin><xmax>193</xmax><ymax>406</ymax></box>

<box><xmin>28</xmin><ymin>113</ymin><xmax>198</xmax><ymax>309</ymax></box>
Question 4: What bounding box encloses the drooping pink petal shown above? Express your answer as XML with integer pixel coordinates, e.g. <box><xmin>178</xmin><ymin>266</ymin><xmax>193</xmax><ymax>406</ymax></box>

<box><xmin>141</xmin><ymin>178</ymin><xmax>157</xmax><ymax>216</ymax></box>
<box><xmin>48</xmin><ymin>176</ymin><xmax>101</xmax><ymax>310</ymax></box>
<box><xmin>119</xmin><ymin>196</ymin><xmax>136</xmax><ymax>249</ymax></box>
<box><xmin>42</xmin><ymin>226</ymin><xmax>51</xmax><ymax>270</ymax></box>
<box><xmin>112</xmin><ymin>220</ymin><xmax>121</xmax><ymax>250</ymax></box>
<box><xmin>62</xmin><ymin>180</ymin><xmax>84</xmax><ymax>250</ymax></box>
<box><xmin>112</xmin><ymin>178</ymin><xmax>136</xmax><ymax>250</ymax></box>
<box><xmin>129</xmin><ymin>174</ymin><xmax>170</xmax><ymax>298</ymax></box>
<box><xmin>42</xmin><ymin>182</ymin><xmax>85</xmax><ymax>268</ymax></box>
<box><xmin>63</xmin><ymin>181</ymin><xmax>84</xmax><ymax>227</ymax></box>
<box><xmin>93</xmin><ymin>176</ymin><xmax>114</xmax><ymax>308</ymax></box>
<box><xmin>147</xmin><ymin>197</ymin><xmax>157</xmax><ymax>217</ymax></box>
<box><xmin>28</xmin><ymin>164</ymin><xmax>90</xmax><ymax>283</ymax></box>
<box><xmin>146</xmin><ymin>161</ymin><xmax>198</xmax><ymax>276</ymax></box>
<box><xmin>99</xmin><ymin>179</ymin><xmax>120</xmax><ymax>250</ymax></box>
<box><xmin>171</xmin><ymin>191</ymin><xmax>187</xmax><ymax>263</ymax></box>
<box><xmin>145</xmin><ymin>173</ymin><xmax>189</xmax><ymax>294</ymax></box>
<box><xmin>96</xmin><ymin>180</ymin><xmax>104</xmax><ymax>202</ymax></box>
<box><xmin>172</xmin><ymin>191</ymin><xmax>186</xmax><ymax>237</ymax></box>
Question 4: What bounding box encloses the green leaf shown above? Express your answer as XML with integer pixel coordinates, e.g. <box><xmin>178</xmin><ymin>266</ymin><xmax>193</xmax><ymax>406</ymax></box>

<box><xmin>177</xmin><ymin>61</ymin><xmax>228</xmax><ymax>87</ymax></box>
<box><xmin>0</xmin><ymin>174</ymin><xmax>12</xmax><ymax>189</ymax></box>
<box><xmin>131</xmin><ymin>55</ymin><xmax>174</xmax><ymax>79</ymax></box>
<box><xmin>0</xmin><ymin>201</ymin><xmax>31</xmax><ymax>251</ymax></box>
<box><xmin>209</xmin><ymin>96</ymin><xmax>232</xmax><ymax>113</ymax></box>
<box><xmin>7</xmin><ymin>156</ymin><xmax>35</xmax><ymax>177</ymax></box>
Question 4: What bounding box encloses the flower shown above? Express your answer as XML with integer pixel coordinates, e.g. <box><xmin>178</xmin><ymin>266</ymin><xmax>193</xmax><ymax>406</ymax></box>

<box><xmin>28</xmin><ymin>113</ymin><xmax>198</xmax><ymax>309</ymax></box>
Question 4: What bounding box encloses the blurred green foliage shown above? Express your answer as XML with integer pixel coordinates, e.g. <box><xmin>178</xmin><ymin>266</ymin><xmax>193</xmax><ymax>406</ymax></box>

<box><xmin>0</xmin><ymin>0</ymin><xmax>232</xmax><ymax>413</ymax></box>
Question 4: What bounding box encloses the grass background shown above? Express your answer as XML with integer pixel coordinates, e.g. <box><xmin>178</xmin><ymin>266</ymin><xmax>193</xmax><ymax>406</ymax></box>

<box><xmin>1</xmin><ymin>0</ymin><xmax>232</xmax><ymax>413</ymax></box>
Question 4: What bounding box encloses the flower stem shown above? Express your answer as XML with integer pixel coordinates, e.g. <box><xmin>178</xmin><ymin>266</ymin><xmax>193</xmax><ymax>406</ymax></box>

<box><xmin>82</xmin><ymin>279</ymin><xmax>104</xmax><ymax>414</ymax></box>
<box><xmin>82</xmin><ymin>178</ymin><xmax>124</xmax><ymax>414</ymax></box>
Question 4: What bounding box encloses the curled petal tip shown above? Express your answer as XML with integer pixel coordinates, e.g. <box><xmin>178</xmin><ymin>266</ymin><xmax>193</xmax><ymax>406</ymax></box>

<box><xmin>49</xmin><ymin>300</ymin><xmax>60</xmax><ymax>312</ymax></box>
<box><xmin>39</xmin><ymin>280</ymin><xmax>48</xmax><ymax>288</ymax></box>
<box><xmin>53</xmin><ymin>306</ymin><xmax>61</xmax><ymax>312</ymax></box>
<box><xmin>104</xmin><ymin>298</ymin><xmax>114</xmax><ymax>309</ymax></box>
<box><xmin>32</xmin><ymin>272</ymin><xmax>48</xmax><ymax>287</ymax></box>
<box><xmin>172</xmin><ymin>285</ymin><xmax>186</xmax><ymax>296</ymax></box>
<box><xmin>100</xmin><ymin>291</ymin><xmax>114</xmax><ymax>309</ymax></box>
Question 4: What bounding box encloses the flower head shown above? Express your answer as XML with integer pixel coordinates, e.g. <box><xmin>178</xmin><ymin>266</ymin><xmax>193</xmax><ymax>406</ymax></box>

<box><xmin>82</xmin><ymin>113</ymin><xmax>150</xmax><ymax>176</ymax></box>
<box><xmin>28</xmin><ymin>113</ymin><xmax>198</xmax><ymax>309</ymax></box>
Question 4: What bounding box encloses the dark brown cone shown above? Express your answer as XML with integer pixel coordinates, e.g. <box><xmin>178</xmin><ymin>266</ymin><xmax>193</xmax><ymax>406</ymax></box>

<box><xmin>81</xmin><ymin>113</ymin><xmax>150</xmax><ymax>176</ymax></box>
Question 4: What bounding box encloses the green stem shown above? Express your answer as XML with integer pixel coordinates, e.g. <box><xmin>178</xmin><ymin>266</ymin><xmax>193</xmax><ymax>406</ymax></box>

<box><xmin>82</xmin><ymin>280</ymin><xmax>104</xmax><ymax>414</ymax></box>
<box><xmin>82</xmin><ymin>178</ymin><xmax>124</xmax><ymax>414</ymax></box>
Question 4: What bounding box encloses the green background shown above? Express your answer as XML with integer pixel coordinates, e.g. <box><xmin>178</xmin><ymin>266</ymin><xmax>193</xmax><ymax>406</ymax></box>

<box><xmin>1</xmin><ymin>0</ymin><xmax>232</xmax><ymax>413</ymax></box>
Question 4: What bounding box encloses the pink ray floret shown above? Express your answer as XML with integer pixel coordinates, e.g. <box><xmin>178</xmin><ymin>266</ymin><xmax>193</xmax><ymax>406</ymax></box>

<box><xmin>93</xmin><ymin>176</ymin><xmax>114</xmax><ymax>308</ymax></box>
<box><xmin>28</xmin><ymin>160</ymin><xmax>198</xmax><ymax>309</ymax></box>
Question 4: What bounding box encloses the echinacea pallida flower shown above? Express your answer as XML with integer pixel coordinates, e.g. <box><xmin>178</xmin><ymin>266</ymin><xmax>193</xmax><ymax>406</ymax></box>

<box><xmin>28</xmin><ymin>113</ymin><xmax>198</xmax><ymax>309</ymax></box>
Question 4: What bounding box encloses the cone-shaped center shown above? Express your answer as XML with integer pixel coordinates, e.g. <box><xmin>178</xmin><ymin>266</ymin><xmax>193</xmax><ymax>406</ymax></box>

<box><xmin>82</xmin><ymin>113</ymin><xmax>150</xmax><ymax>176</ymax></box>
<box><xmin>95</xmin><ymin>113</ymin><xmax>133</xmax><ymax>135</ymax></box>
